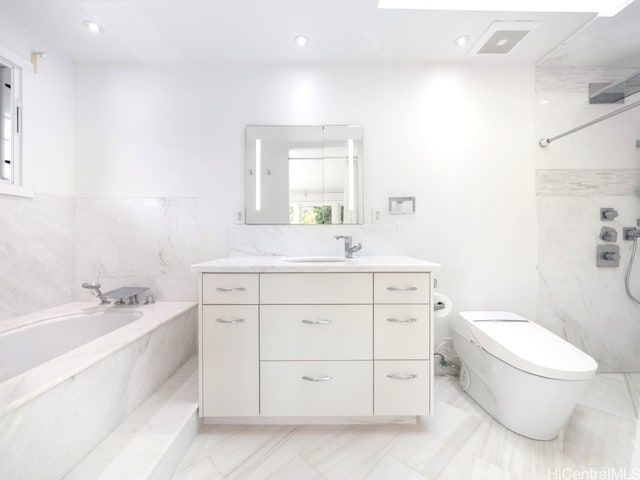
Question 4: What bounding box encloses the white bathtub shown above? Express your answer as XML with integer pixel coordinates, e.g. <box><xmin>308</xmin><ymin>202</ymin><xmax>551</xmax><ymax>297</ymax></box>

<box><xmin>0</xmin><ymin>301</ymin><xmax>197</xmax><ymax>480</ymax></box>
<box><xmin>0</xmin><ymin>308</ymin><xmax>142</xmax><ymax>382</ymax></box>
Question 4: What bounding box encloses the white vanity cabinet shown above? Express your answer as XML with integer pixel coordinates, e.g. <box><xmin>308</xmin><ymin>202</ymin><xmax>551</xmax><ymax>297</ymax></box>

<box><xmin>193</xmin><ymin>256</ymin><xmax>439</xmax><ymax>422</ymax></box>
<box><xmin>373</xmin><ymin>273</ymin><xmax>431</xmax><ymax>416</ymax></box>
<box><xmin>201</xmin><ymin>273</ymin><xmax>259</xmax><ymax>417</ymax></box>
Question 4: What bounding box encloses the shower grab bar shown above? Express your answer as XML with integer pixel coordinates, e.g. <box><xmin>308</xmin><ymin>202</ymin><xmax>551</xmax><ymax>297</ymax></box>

<box><xmin>539</xmin><ymin>98</ymin><xmax>640</xmax><ymax>148</ymax></box>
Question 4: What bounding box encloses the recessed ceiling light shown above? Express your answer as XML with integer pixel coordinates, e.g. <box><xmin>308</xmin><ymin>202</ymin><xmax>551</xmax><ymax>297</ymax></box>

<box><xmin>377</xmin><ymin>0</ymin><xmax>633</xmax><ymax>17</ymax></box>
<box><xmin>454</xmin><ymin>35</ymin><xmax>470</xmax><ymax>47</ymax></box>
<box><xmin>294</xmin><ymin>35</ymin><xmax>309</xmax><ymax>47</ymax></box>
<box><xmin>83</xmin><ymin>20</ymin><xmax>104</xmax><ymax>33</ymax></box>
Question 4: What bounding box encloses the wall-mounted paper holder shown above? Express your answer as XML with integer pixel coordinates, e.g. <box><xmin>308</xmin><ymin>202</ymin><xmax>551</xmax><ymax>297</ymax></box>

<box><xmin>388</xmin><ymin>196</ymin><xmax>415</xmax><ymax>215</ymax></box>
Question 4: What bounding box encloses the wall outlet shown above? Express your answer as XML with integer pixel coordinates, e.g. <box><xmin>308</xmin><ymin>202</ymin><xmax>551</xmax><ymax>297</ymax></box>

<box><xmin>234</xmin><ymin>209</ymin><xmax>245</xmax><ymax>224</ymax></box>
<box><xmin>371</xmin><ymin>208</ymin><xmax>383</xmax><ymax>224</ymax></box>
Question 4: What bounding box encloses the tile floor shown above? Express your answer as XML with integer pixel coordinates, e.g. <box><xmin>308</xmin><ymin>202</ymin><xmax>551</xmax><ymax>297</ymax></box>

<box><xmin>172</xmin><ymin>374</ymin><xmax>640</xmax><ymax>480</ymax></box>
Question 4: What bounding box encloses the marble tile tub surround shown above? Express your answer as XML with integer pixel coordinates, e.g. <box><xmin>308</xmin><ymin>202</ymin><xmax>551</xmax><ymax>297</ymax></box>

<box><xmin>75</xmin><ymin>197</ymin><xmax>198</xmax><ymax>303</ymax></box>
<box><xmin>0</xmin><ymin>301</ymin><xmax>197</xmax><ymax>480</ymax></box>
<box><xmin>229</xmin><ymin>224</ymin><xmax>406</xmax><ymax>257</ymax></box>
<box><xmin>0</xmin><ymin>194</ymin><xmax>75</xmax><ymax>321</ymax></box>
<box><xmin>171</xmin><ymin>374</ymin><xmax>639</xmax><ymax>480</ymax></box>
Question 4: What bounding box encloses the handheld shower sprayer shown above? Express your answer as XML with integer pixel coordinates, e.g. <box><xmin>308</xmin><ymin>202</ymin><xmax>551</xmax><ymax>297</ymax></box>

<box><xmin>623</xmin><ymin>220</ymin><xmax>640</xmax><ymax>304</ymax></box>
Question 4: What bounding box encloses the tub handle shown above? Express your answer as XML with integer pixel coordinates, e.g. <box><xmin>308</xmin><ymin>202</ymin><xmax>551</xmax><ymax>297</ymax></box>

<box><xmin>387</xmin><ymin>286</ymin><xmax>418</xmax><ymax>292</ymax></box>
<box><xmin>216</xmin><ymin>318</ymin><xmax>245</xmax><ymax>324</ymax></box>
<box><xmin>387</xmin><ymin>373</ymin><xmax>417</xmax><ymax>380</ymax></box>
<box><xmin>302</xmin><ymin>375</ymin><xmax>333</xmax><ymax>382</ymax></box>
<box><xmin>386</xmin><ymin>317</ymin><xmax>418</xmax><ymax>323</ymax></box>
<box><xmin>216</xmin><ymin>287</ymin><xmax>246</xmax><ymax>292</ymax></box>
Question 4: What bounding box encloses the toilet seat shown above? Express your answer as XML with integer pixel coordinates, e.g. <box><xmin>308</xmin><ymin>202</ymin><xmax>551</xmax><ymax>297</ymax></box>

<box><xmin>458</xmin><ymin>311</ymin><xmax>598</xmax><ymax>381</ymax></box>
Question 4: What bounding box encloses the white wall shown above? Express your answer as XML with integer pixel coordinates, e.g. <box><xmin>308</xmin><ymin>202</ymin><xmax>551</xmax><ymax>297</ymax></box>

<box><xmin>0</xmin><ymin>9</ymin><xmax>75</xmax><ymax>196</ymax></box>
<box><xmin>75</xmin><ymin>63</ymin><xmax>538</xmax><ymax>328</ymax></box>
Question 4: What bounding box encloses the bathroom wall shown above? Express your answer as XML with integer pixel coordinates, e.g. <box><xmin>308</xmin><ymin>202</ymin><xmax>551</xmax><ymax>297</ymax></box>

<box><xmin>75</xmin><ymin>197</ymin><xmax>198</xmax><ymax>302</ymax></box>
<box><xmin>0</xmin><ymin>11</ymin><xmax>76</xmax><ymax>320</ymax></box>
<box><xmin>535</xmin><ymin>66</ymin><xmax>640</xmax><ymax>372</ymax></box>
<box><xmin>74</xmin><ymin>63</ymin><xmax>538</xmax><ymax>333</ymax></box>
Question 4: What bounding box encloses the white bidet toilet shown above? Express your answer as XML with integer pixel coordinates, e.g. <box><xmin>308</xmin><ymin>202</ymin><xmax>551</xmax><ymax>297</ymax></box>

<box><xmin>452</xmin><ymin>311</ymin><xmax>597</xmax><ymax>440</ymax></box>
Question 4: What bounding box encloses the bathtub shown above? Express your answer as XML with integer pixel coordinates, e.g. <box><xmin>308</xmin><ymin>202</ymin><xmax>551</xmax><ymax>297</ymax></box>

<box><xmin>0</xmin><ymin>301</ymin><xmax>197</xmax><ymax>480</ymax></box>
<box><xmin>0</xmin><ymin>308</ymin><xmax>142</xmax><ymax>382</ymax></box>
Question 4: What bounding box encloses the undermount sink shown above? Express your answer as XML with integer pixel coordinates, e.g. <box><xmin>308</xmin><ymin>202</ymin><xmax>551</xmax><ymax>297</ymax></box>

<box><xmin>284</xmin><ymin>256</ymin><xmax>347</xmax><ymax>263</ymax></box>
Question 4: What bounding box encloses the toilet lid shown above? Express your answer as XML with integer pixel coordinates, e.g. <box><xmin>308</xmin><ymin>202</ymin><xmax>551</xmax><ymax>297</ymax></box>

<box><xmin>460</xmin><ymin>312</ymin><xmax>598</xmax><ymax>381</ymax></box>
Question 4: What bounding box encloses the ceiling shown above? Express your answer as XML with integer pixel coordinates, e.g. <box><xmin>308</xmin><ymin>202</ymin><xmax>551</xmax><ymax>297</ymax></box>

<box><xmin>0</xmin><ymin>0</ymin><xmax>637</xmax><ymax>66</ymax></box>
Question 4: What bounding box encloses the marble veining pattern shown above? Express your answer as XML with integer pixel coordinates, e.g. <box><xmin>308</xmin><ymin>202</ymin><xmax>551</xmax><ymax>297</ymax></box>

<box><xmin>537</xmin><ymin>195</ymin><xmax>640</xmax><ymax>372</ymax></box>
<box><xmin>229</xmin><ymin>225</ymin><xmax>406</xmax><ymax>258</ymax></box>
<box><xmin>535</xmin><ymin>66</ymin><xmax>640</xmax><ymax>93</ymax></box>
<box><xmin>0</xmin><ymin>194</ymin><xmax>75</xmax><ymax>321</ymax></box>
<box><xmin>0</xmin><ymin>302</ymin><xmax>197</xmax><ymax>480</ymax></box>
<box><xmin>536</xmin><ymin>169</ymin><xmax>640</xmax><ymax>196</ymax></box>
<box><xmin>172</xmin><ymin>374</ymin><xmax>639</xmax><ymax>480</ymax></box>
<box><xmin>75</xmin><ymin>197</ymin><xmax>198</xmax><ymax>302</ymax></box>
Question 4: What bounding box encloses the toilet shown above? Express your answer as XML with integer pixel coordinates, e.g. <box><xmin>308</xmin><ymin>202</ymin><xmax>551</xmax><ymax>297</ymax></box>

<box><xmin>452</xmin><ymin>311</ymin><xmax>598</xmax><ymax>441</ymax></box>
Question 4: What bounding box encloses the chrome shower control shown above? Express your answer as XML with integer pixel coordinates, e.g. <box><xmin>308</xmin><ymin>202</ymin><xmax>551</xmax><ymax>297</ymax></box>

<box><xmin>600</xmin><ymin>226</ymin><xmax>617</xmax><ymax>242</ymax></box>
<box><xmin>597</xmin><ymin>245</ymin><xmax>620</xmax><ymax>267</ymax></box>
<box><xmin>600</xmin><ymin>208</ymin><xmax>619</xmax><ymax>220</ymax></box>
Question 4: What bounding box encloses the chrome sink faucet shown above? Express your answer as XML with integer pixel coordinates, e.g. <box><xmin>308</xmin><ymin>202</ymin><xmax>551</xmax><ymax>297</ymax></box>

<box><xmin>335</xmin><ymin>235</ymin><xmax>362</xmax><ymax>258</ymax></box>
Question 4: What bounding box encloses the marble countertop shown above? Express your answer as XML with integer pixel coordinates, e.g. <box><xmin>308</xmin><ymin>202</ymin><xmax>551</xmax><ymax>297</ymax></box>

<box><xmin>191</xmin><ymin>256</ymin><xmax>440</xmax><ymax>273</ymax></box>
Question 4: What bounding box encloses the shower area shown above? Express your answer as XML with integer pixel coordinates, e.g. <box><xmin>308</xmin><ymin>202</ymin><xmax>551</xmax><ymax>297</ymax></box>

<box><xmin>534</xmin><ymin>18</ymin><xmax>640</xmax><ymax>375</ymax></box>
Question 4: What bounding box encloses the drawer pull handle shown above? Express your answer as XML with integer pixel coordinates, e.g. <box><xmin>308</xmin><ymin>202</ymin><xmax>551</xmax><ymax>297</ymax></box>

<box><xmin>216</xmin><ymin>287</ymin><xmax>246</xmax><ymax>292</ymax></box>
<box><xmin>387</xmin><ymin>373</ymin><xmax>418</xmax><ymax>380</ymax></box>
<box><xmin>386</xmin><ymin>317</ymin><xmax>418</xmax><ymax>323</ymax></box>
<box><xmin>387</xmin><ymin>286</ymin><xmax>418</xmax><ymax>292</ymax></box>
<box><xmin>216</xmin><ymin>318</ymin><xmax>245</xmax><ymax>324</ymax></box>
<box><xmin>302</xmin><ymin>375</ymin><xmax>333</xmax><ymax>382</ymax></box>
<box><xmin>301</xmin><ymin>319</ymin><xmax>332</xmax><ymax>325</ymax></box>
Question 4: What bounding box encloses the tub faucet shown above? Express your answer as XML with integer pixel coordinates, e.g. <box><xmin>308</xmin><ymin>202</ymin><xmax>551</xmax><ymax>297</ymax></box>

<box><xmin>335</xmin><ymin>235</ymin><xmax>362</xmax><ymax>259</ymax></box>
<box><xmin>81</xmin><ymin>282</ymin><xmax>111</xmax><ymax>304</ymax></box>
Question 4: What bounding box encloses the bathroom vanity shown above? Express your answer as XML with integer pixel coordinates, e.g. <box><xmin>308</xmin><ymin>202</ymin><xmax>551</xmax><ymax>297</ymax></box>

<box><xmin>191</xmin><ymin>256</ymin><xmax>440</xmax><ymax>423</ymax></box>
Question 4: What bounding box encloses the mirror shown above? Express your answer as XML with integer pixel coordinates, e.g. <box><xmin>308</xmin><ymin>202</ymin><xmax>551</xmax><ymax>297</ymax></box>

<box><xmin>245</xmin><ymin>125</ymin><xmax>363</xmax><ymax>224</ymax></box>
<box><xmin>0</xmin><ymin>54</ymin><xmax>20</xmax><ymax>186</ymax></box>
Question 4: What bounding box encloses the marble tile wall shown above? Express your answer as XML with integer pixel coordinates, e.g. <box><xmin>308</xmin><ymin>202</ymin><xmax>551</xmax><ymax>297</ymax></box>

<box><xmin>229</xmin><ymin>224</ymin><xmax>406</xmax><ymax>257</ymax></box>
<box><xmin>75</xmin><ymin>198</ymin><xmax>198</xmax><ymax>302</ymax></box>
<box><xmin>0</xmin><ymin>194</ymin><xmax>75</xmax><ymax>321</ymax></box>
<box><xmin>535</xmin><ymin>66</ymin><xmax>640</xmax><ymax>372</ymax></box>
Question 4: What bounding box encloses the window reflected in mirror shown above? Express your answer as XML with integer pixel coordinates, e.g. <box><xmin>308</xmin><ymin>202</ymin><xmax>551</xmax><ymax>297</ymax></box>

<box><xmin>246</xmin><ymin>125</ymin><xmax>363</xmax><ymax>225</ymax></box>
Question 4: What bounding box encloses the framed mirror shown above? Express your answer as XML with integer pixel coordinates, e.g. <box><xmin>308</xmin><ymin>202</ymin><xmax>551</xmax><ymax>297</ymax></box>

<box><xmin>245</xmin><ymin>125</ymin><xmax>363</xmax><ymax>224</ymax></box>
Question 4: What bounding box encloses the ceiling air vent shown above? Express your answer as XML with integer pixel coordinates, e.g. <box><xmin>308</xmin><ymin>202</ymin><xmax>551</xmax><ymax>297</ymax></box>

<box><xmin>469</xmin><ymin>21</ymin><xmax>542</xmax><ymax>56</ymax></box>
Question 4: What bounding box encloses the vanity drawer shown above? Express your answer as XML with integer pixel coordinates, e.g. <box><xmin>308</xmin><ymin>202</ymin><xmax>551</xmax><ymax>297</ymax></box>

<box><xmin>260</xmin><ymin>273</ymin><xmax>372</xmax><ymax>304</ymax></box>
<box><xmin>374</xmin><ymin>305</ymin><xmax>430</xmax><ymax>360</ymax></box>
<box><xmin>261</xmin><ymin>305</ymin><xmax>372</xmax><ymax>360</ymax></box>
<box><xmin>202</xmin><ymin>273</ymin><xmax>259</xmax><ymax>304</ymax></box>
<box><xmin>260</xmin><ymin>361</ymin><xmax>372</xmax><ymax>416</ymax></box>
<box><xmin>374</xmin><ymin>360</ymin><xmax>430</xmax><ymax>416</ymax></box>
<box><xmin>374</xmin><ymin>273</ymin><xmax>430</xmax><ymax>304</ymax></box>
<box><xmin>202</xmin><ymin>305</ymin><xmax>259</xmax><ymax>416</ymax></box>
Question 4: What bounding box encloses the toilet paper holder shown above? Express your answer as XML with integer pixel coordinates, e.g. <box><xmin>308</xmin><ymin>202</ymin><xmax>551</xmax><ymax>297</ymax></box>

<box><xmin>434</xmin><ymin>302</ymin><xmax>446</xmax><ymax>311</ymax></box>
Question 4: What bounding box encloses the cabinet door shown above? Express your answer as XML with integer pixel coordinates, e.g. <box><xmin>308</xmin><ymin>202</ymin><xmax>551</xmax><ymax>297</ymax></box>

<box><xmin>374</xmin><ymin>273</ymin><xmax>430</xmax><ymax>304</ymax></box>
<box><xmin>202</xmin><ymin>273</ymin><xmax>259</xmax><ymax>304</ymax></box>
<box><xmin>202</xmin><ymin>305</ymin><xmax>258</xmax><ymax>416</ymax></box>
<box><xmin>374</xmin><ymin>305</ymin><xmax>430</xmax><ymax>360</ymax></box>
<box><xmin>260</xmin><ymin>273</ymin><xmax>372</xmax><ymax>304</ymax></box>
<box><xmin>374</xmin><ymin>361</ymin><xmax>430</xmax><ymax>416</ymax></box>
<box><xmin>260</xmin><ymin>305</ymin><xmax>372</xmax><ymax>360</ymax></box>
<box><xmin>260</xmin><ymin>361</ymin><xmax>372</xmax><ymax>416</ymax></box>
